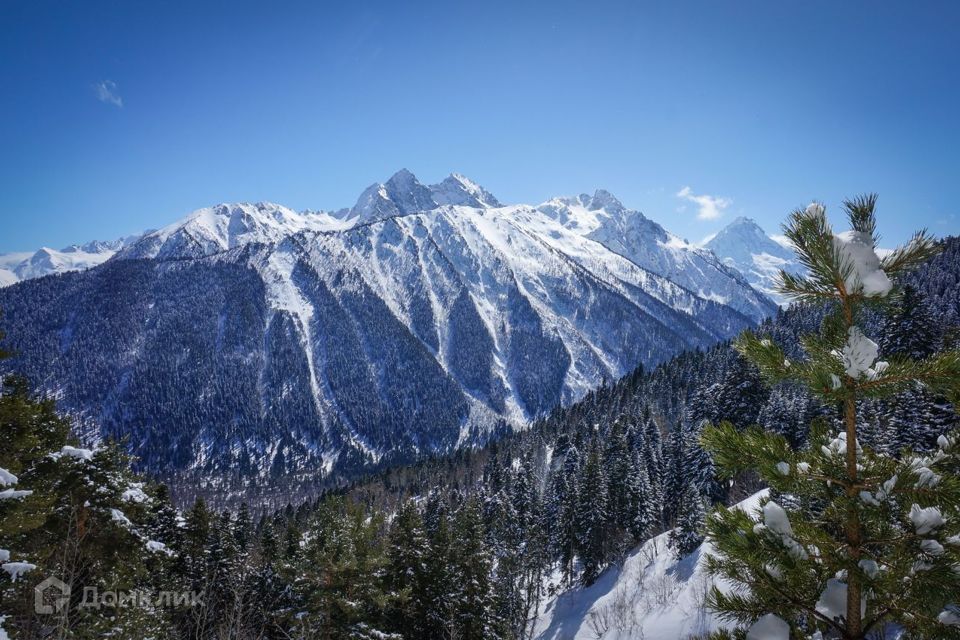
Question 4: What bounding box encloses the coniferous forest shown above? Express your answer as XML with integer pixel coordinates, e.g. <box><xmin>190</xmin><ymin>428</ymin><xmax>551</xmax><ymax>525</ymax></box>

<box><xmin>2</xmin><ymin>220</ymin><xmax>959</xmax><ymax>639</ymax></box>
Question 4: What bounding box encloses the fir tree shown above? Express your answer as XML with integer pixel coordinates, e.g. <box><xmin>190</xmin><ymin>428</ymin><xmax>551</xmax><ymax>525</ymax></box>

<box><xmin>671</xmin><ymin>477</ymin><xmax>707</xmax><ymax>557</ymax></box>
<box><xmin>451</xmin><ymin>496</ymin><xmax>496</xmax><ymax>640</ymax></box>
<box><xmin>575</xmin><ymin>440</ymin><xmax>608</xmax><ymax>585</ymax></box>
<box><xmin>703</xmin><ymin>197</ymin><xmax>960</xmax><ymax>639</ymax></box>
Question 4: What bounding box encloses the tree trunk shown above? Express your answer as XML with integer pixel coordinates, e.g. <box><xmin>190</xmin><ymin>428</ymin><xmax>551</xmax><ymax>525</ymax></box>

<box><xmin>844</xmin><ymin>395</ymin><xmax>862</xmax><ymax>639</ymax></box>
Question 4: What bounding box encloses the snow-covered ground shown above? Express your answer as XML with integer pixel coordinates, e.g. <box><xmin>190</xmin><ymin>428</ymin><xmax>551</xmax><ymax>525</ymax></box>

<box><xmin>534</xmin><ymin>490</ymin><xmax>767</xmax><ymax>640</ymax></box>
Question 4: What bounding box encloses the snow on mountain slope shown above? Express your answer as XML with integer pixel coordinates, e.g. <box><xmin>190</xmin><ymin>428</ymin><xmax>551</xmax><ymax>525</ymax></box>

<box><xmin>705</xmin><ymin>217</ymin><xmax>802</xmax><ymax>306</ymax></box>
<box><xmin>534</xmin><ymin>490</ymin><xmax>768</xmax><ymax>640</ymax></box>
<box><xmin>0</xmin><ymin>239</ymin><xmax>136</xmax><ymax>286</ymax></box>
<box><xmin>119</xmin><ymin>202</ymin><xmax>350</xmax><ymax>260</ymax></box>
<box><xmin>537</xmin><ymin>193</ymin><xmax>777</xmax><ymax>321</ymax></box>
<box><xmin>0</xmin><ymin>170</ymin><xmax>777</xmax><ymax>505</ymax></box>
<box><xmin>245</xmin><ymin>202</ymin><xmax>752</xmax><ymax>428</ymax></box>
<box><xmin>430</xmin><ymin>173</ymin><xmax>502</xmax><ymax>208</ymax></box>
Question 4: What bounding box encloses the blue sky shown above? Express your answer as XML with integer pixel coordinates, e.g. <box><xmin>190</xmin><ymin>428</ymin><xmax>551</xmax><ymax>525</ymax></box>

<box><xmin>1</xmin><ymin>0</ymin><xmax>958</xmax><ymax>252</ymax></box>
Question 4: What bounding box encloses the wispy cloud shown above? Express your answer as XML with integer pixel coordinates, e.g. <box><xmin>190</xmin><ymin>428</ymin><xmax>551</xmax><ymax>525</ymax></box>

<box><xmin>94</xmin><ymin>80</ymin><xmax>123</xmax><ymax>108</ymax></box>
<box><xmin>676</xmin><ymin>186</ymin><xmax>731</xmax><ymax>220</ymax></box>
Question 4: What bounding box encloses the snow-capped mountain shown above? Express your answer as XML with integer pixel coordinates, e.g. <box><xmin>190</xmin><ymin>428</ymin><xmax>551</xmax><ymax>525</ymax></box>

<box><xmin>537</xmin><ymin>193</ymin><xmax>776</xmax><ymax>321</ymax></box>
<box><xmin>0</xmin><ymin>236</ymin><xmax>137</xmax><ymax>286</ymax></box>
<box><xmin>118</xmin><ymin>202</ymin><xmax>350</xmax><ymax>260</ymax></box>
<box><xmin>704</xmin><ymin>216</ymin><xmax>802</xmax><ymax>305</ymax></box>
<box><xmin>0</xmin><ymin>170</ymin><xmax>776</xmax><ymax>503</ymax></box>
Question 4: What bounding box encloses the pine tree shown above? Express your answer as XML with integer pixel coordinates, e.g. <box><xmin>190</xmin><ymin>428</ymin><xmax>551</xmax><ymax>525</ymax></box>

<box><xmin>451</xmin><ymin>496</ymin><xmax>495</xmax><ymax>640</ymax></box>
<box><xmin>385</xmin><ymin>500</ymin><xmax>428</xmax><ymax>635</ymax></box>
<box><xmin>880</xmin><ymin>284</ymin><xmax>958</xmax><ymax>453</ymax></box>
<box><xmin>670</xmin><ymin>477</ymin><xmax>707</xmax><ymax>557</ymax></box>
<box><xmin>627</xmin><ymin>449</ymin><xmax>657</xmax><ymax>542</ymax></box>
<box><xmin>549</xmin><ymin>444</ymin><xmax>580</xmax><ymax>585</ymax></box>
<box><xmin>575</xmin><ymin>440</ymin><xmax>608</xmax><ymax>585</ymax></box>
<box><xmin>604</xmin><ymin>419</ymin><xmax>635</xmax><ymax>552</ymax></box>
<box><xmin>702</xmin><ymin>197</ymin><xmax>960</xmax><ymax>639</ymax></box>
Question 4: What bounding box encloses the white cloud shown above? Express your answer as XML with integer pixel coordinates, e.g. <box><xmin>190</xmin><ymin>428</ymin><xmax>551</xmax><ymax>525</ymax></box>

<box><xmin>676</xmin><ymin>186</ymin><xmax>731</xmax><ymax>220</ymax></box>
<box><xmin>95</xmin><ymin>80</ymin><xmax>123</xmax><ymax>108</ymax></box>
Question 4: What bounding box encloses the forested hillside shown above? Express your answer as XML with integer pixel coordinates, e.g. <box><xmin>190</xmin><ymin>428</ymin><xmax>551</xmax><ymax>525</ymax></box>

<box><xmin>2</xmin><ymin>237</ymin><xmax>955</xmax><ymax>639</ymax></box>
<box><xmin>0</xmin><ymin>173</ymin><xmax>772</xmax><ymax>509</ymax></box>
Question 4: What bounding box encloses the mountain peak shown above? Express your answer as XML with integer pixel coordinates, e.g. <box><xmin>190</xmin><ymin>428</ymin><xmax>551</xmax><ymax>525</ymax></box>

<box><xmin>705</xmin><ymin>214</ymin><xmax>801</xmax><ymax>306</ymax></box>
<box><xmin>351</xmin><ymin>170</ymin><xmax>438</xmax><ymax>223</ymax></box>
<box><xmin>385</xmin><ymin>168</ymin><xmax>419</xmax><ymax>187</ymax></box>
<box><xmin>588</xmin><ymin>189</ymin><xmax>625</xmax><ymax>214</ymax></box>
<box><xmin>431</xmin><ymin>173</ymin><xmax>501</xmax><ymax>208</ymax></box>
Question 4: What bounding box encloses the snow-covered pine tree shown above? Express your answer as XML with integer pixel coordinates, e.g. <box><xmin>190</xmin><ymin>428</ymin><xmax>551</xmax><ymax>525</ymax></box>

<box><xmin>702</xmin><ymin>196</ymin><xmax>960</xmax><ymax>639</ymax></box>
<box><xmin>550</xmin><ymin>444</ymin><xmax>580</xmax><ymax>585</ymax></box>
<box><xmin>627</xmin><ymin>449</ymin><xmax>657</xmax><ymax>542</ymax></box>
<box><xmin>879</xmin><ymin>284</ymin><xmax>958</xmax><ymax>453</ymax></box>
<box><xmin>671</xmin><ymin>477</ymin><xmax>707</xmax><ymax>557</ymax></box>
<box><xmin>575</xmin><ymin>439</ymin><xmax>609</xmax><ymax>585</ymax></box>
<box><xmin>451</xmin><ymin>495</ymin><xmax>496</xmax><ymax>640</ymax></box>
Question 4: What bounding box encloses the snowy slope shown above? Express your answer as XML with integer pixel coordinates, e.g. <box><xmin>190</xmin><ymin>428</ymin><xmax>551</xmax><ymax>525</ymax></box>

<box><xmin>119</xmin><ymin>202</ymin><xmax>350</xmax><ymax>260</ymax></box>
<box><xmin>0</xmin><ymin>239</ymin><xmax>136</xmax><ymax>286</ymax></box>
<box><xmin>534</xmin><ymin>491</ymin><xmax>767</xmax><ymax>640</ymax></box>
<box><xmin>704</xmin><ymin>217</ymin><xmax>802</xmax><ymax>306</ymax></box>
<box><xmin>0</xmin><ymin>170</ymin><xmax>778</xmax><ymax>504</ymax></box>
<box><xmin>538</xmin><ymin>194</ymin><xmax>777</xmax><ymax>321</ymax></box>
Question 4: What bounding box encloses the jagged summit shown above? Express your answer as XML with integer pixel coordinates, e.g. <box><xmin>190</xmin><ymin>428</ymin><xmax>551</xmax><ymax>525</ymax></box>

<box><xmin>0</xmin><ymin>170</ymin><xmax>777</xmax><ymax>323</ymax></box>
<box><xmin>586</xmin><ymin>189</ymin><xmax>626</xmax><ymax>214</ymax></box>
<box><xmin>705</xmin><ymin>215</ymin><xmax>802</xmax><ymax>305</ymax></box>
<box><xmin>119</xmin><ymin>201</ymin><xmax>350</xmax><ymax>261</ymax></box>
<box><xmin>350</xmin><ymin>169</ymin><xmax>502</xmax><ymax>223</ymax></box>
<box><xmin>431</xmin><ymin>173</ymin><xmax>501</xmax><ymax>208</ymax></box>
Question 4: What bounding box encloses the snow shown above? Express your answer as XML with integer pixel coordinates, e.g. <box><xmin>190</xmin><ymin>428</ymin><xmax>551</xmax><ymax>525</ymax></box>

<box><xmin>859</xmin><ymin>491</ymin><xmax>880</xmax><ymax>507</ymax></box>
<box><xmin>832</xmin><ymin>230</ymin><xmax>892</xmax><ymax>297</ymax></box>
<box><xmin>110</xmin><ymin>508</ymin><xmax>132</xmax><ymax>527</ymax></box>
<box><xmin>939</xmin><ymin>609</ymin><xmax>960</xmax><ymax>626</ymax></box>
<box><xmin>0</xmin><ymin>489</ymin><xmax>32</xmax><ymax>500</ymax></box>
<box><xmin>0</xmin><ymin>238</ymin><xmax>127</xmax><ymax>285</ymax></box>
<box><xmin>121</xmin><ymin>483</ymin><xmax>149</xmax><ymax>503</ymax></box>
<box><xmin>920</xmin><ymin>539</ymin><xmax>945</xmax><ymax>556</ymax></box>
<box><xmin>858</xmin><ymin>559</ymin><xmax>880</xmax><ymax>579</ymax></box>
<box><xmin>775</xmin><ymin>462</ymin><xmax>790</xmax><ymax>476</ymax></box>
<box><xmin>121</xmin><ymin>202</ymin><xmax>350</xmax><ymax>260</ymax></box>
<box><xmin>746</xmin><ymin>613</ymin><xmax>790</xmax><ymax>640</ymax></box>
<box><xmin>913</xmin><ymin>466</ymin><xmax>940</xmax><ymax>488</ymax></box>
<box><xmin>704</xmin><ymin>217</ymin><xmax>802</xmax><ymax>307</ymax></box>
<box><xmin>146</xmin><ymin>540</ymin><xmax>173</xmax><ymax>555</ymax></box>
<box><xmin>839</xmin><ymin>327</ymin><xmax>880</xmax><ymax>379</ymax></box>
<box><xmin>816</xmin><ymin>579</ymin><xmax>865</xmax><ymax>622</ymax></box>
<box><xmin>0</xmin><ymin>467</ymin><xmax>17</xmax><ymax>486</ymax></box>
<box><xmin>533</xmin><ymin>490</ymin><xmax>769</xmax><ymax>640</ymax></box>
<box><xmin>58</xmin><ymin>445</ymin><xmax>94</xmax><ymax>461</ymax></box>
<box><xmin>2</xmin><ymin>562</ymin><xmax>36</xmax><ymax>582</ymax></box>
<box><xmin>763</xmin><ymin>502</ymin><xmax>793</xmax><ymax>536</ymax></box>
<box><xmin>909</xmin><ymin>504</ymin><xmax>945</xmax><ymax>535</ymax></box>
<box><xmin>760</xmin><ymin>501</ymin><xmax>808</xmax><ymax>560</ymax></box>
<box><xmin>0</xmin><ymin>550</ymin><xmax>8</xmax><ymax>562</ymax></box>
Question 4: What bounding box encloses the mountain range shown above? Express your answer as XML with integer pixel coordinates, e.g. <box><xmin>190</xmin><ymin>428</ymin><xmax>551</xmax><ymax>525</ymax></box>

<box><xmin>0</xmin><ymin>170</ymin><xmax>782</xmax><ymax>504</ymax></box>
